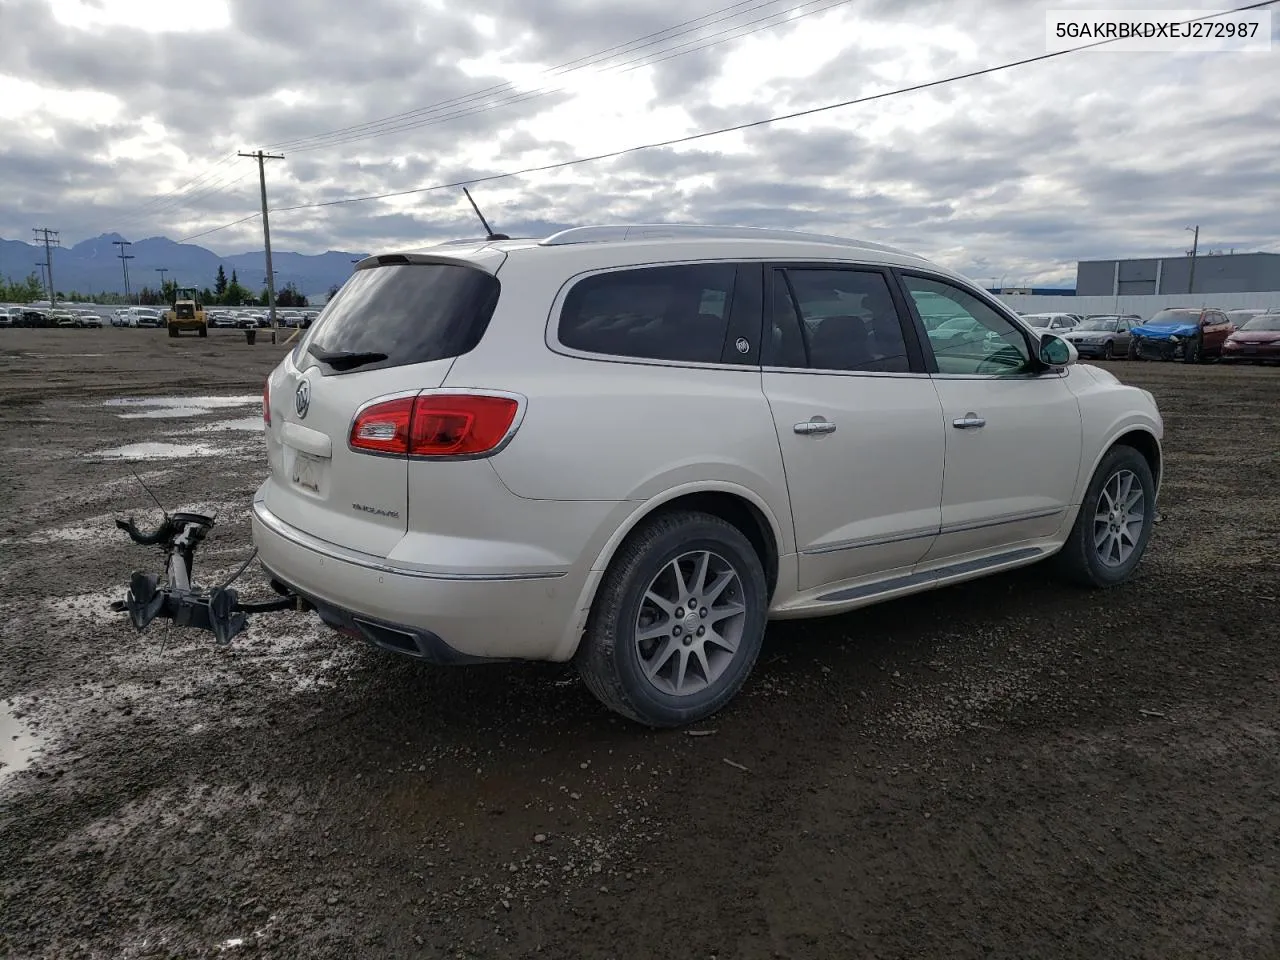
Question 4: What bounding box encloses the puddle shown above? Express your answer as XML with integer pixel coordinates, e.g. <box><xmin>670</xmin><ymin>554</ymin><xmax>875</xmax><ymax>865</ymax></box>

<box><xmin>1</xmin><ymin>706</ymin><xmax>44</xmax><ymax>782</ymax></box>
<box><xmin>85</xmin><ymin>442</ymin><xmax>230</xmax><ymax>461</ymax></box>
<box><xmin>188</xmin><ymin>417</ymin><xmax>264</xmax><ymax>434</ymax></box>
<box><xmin>106</xmin><ymin>395</ymin><xmax>258</xmax><ymax>420</ymax></box>
<box><xmin>118</xmin><ymin>406</ymin><xmax>223</xmax><ymax>420</ymax></box>
<box><xmin>23</xmin><ymin>353</ymin><xmax>106</xmax><ymax>359</ymax></box>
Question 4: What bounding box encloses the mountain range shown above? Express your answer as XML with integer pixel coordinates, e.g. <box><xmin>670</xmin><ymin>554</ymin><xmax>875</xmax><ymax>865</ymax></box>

<box><xmin>1</xmin><ymin>233</ymin><xmax>370</xmax><ymax>298</ymax></box>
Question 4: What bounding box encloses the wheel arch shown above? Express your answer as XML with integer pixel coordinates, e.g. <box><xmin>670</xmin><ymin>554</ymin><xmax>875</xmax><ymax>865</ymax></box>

<box><xmin>1078</xmin><ymin>426</ymin><xmax>1162</xmax><ymax>504</ymax></box>
<box><xmin>554</xmin><ymin>483</ymin><xmax>786</xmax><ymax>661</ymax></box>
<box><xmin>1112</xmin><ymin>428</ymin><xmax>1162</xmax><ymax>493</ymax></box>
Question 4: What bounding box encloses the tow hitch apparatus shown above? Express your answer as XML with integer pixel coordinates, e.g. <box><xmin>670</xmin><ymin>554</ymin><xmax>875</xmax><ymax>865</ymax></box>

<box><xmin>110</xmin><ymin>511</ymin><xmax>303</xmax><ymax>644</ymax></box>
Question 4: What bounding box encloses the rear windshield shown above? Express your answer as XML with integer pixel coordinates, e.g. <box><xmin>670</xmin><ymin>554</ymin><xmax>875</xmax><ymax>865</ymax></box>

<box><xmin>301</xmin><ymin>262</ymin><xmax>499</xmax><ymax>373</ymax></box>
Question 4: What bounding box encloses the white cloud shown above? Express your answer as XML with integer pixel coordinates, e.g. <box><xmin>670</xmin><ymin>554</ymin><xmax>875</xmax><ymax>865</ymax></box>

<box><xmin>47</xmin><ymin>0</ymin><xmax>231</xmax><ymax>32</ymax></box>
<box><xmin>1</xmin><ymin>0</ymin><xmax>1278</xmax><ymax>287</ymax></box>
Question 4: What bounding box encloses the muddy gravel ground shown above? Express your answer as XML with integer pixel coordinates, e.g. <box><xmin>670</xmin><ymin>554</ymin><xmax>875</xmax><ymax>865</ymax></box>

<box><xmin>1</xmin><ymin>328</ymin><xmax>1278</xmax><ymax>959</ymax></box>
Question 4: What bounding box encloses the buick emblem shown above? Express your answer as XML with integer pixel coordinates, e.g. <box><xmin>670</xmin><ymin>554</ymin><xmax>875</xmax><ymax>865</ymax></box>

<box><xmin>735</xmin><ymin>337</ymin><xmax>750</xmax><ymax>354</ymax></box>
<box><xmin>294</xmin><ymin>379</ymin><xmax>311</xmax><ymax>418</ymax></box>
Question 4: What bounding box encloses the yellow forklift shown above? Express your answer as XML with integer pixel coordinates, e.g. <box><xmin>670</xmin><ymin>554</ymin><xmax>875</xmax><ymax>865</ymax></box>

<box><xmin>165</xmin><ymin>287</ymin><xmax>208</xmax><ymax>338</ymax></box>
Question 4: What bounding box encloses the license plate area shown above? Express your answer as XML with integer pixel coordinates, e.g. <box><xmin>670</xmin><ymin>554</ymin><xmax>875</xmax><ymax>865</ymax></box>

<box><xmin>290</xmin><ymin>450</ymin><xmax>327</xmax><ymax>494</ymax></box>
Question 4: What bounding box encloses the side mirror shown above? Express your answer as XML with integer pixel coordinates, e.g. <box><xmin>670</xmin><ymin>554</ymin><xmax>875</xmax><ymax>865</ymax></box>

<box><xmin>1039</xmin><ymin>333</ymin><xmax>1077</xmax><ymax>367</ymax></box>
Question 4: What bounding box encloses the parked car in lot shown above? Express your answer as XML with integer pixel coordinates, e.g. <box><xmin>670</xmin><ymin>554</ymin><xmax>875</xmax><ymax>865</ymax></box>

<box><xmin>1021</xmin><ymin>312</ymin><xmax>1080</xmax><ymax>335</ymax></box>
<box><xmin>1226</xmin><ymin>308</ymin><xmax>1270</xmax><ymax>330</ymax></box>
<box><xmin>1128</xmin><ymin>307</ymin><xmax>1232</xmax><ymax>362</ymax></box>
<box><xmin>250</xmin><ymin>224</ymin><xmax>1164</xmax><ymax>727</ymax></box>
<box><xmin>1221</xmin><ymin>313</ymin><xmax>1280</xmax><ymax>364</ymax></box>
<box><xmin>132</xmin><ymin>309</ymin><xmax>164</xmax><ymax>328</ymax></box>
<box><xmin>1061</xmin><ymin>315</ymin><xmax>1136</xmax><ymax>360</ymax></box>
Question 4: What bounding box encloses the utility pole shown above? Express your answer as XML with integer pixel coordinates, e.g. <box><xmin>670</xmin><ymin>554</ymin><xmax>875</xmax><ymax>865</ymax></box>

<box><xmin>35</xmin><ymin>261</ymin><xmax>48</xmax><ymax>299</ymax></box>
<box><xmin>112</xmin><ymin>239</ymin><xmax>134</xmax><ymax>304</ymax></box>
<box><xmin>239</xmin><ymin>150</ymin><xmax>285</xmax><ymax>343</ymax></box>
<box><xmin>156</xmin><ymin>267</ymin><xmax>169</xmax><ymax>304</ymax></box>
<box><xmin>32</xmin><ymin>227</ymin><xmax>59</xmax><ymax>306</ymax></box>
<box><xmin>1185</xmin><ymin>225</ymin><xmax>1199</xmax><ymax>294</ymax></box>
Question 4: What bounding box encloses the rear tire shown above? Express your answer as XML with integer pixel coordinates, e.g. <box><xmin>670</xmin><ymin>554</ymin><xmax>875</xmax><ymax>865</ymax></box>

<box><xmin>1127</xmin><ymin>338</ymin><xmax>1140</xmax><ymax>360</ymax></box>
<box><xmin>575</xmin><ymin>510</ymin><xmax>768</xmax><ymax>728</ymax></box>
<box><xmin>167</xmin><ymin>326</ymin><xmax>178</xmax><ymax>338</ymax></box>
<box><xmin>1054</xmin><ymin>445</ymin><xmax>1155</xmax><ymax>589</ymax></box>
<box><xmin>198</xmin><ymin>325</ymin><xmax>208</xmax><ymax>338</ymax></box>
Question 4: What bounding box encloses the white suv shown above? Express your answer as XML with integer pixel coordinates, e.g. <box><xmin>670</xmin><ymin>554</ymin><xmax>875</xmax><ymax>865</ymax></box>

<box><xmin>254</xmin><ymin>224</ymin><xmax>1163</xmax><ymax>727</ymax></box>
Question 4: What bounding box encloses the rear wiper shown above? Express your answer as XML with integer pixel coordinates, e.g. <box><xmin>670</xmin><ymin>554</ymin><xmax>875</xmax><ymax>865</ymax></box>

<box><xmin>308</xmin><ymin>346</ymin><xmax>388</xmax><ymax>370</ymax></box>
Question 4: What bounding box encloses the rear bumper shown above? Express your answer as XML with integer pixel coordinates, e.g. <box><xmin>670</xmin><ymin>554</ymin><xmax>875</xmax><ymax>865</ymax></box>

<box><xmin>250</xmin><ymin>496</ymin><xmax>583</xmax><ymax>662</ymax></box>
<box><xmin>1070</xmin><ymin>343</ymin><xmax>1109</xmax><ymax>357</ymax></box>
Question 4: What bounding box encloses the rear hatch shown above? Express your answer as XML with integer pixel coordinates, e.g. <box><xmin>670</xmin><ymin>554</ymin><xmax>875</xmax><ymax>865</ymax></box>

<box><xmin>263</xmin><ymin>252</ymin><xmax>503</xmax><ymax>557</ymax></box>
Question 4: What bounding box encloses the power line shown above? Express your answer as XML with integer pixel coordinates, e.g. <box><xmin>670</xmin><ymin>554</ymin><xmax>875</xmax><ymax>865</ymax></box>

<box><xmin>183</xmin><ymin>0</ymin><xmax>1280</xmax><ymax>239</ymax></box>
<box><xmin>108</xmin><ymin>0</ymin><xmax>843</xmax><ymax>235</ymax></box>
<box><xmin>265</xmin><ymin>0</ymin><xmax>799</xmax><ymax>152</ymax></box>
<box><xmin>113</xmin><ymin>154</ymin><xmax>241</xmax><ymax>227</ymax></box>
<box><xmin>278</xmin><ymin>0</ymin><xmax>853</xmax><ymax>156</ymax></box>
<box><xmin>108</xmin><ymin>1</ymin><xmax>794</xmax><ymax>234</ymax></box>
<box><xmin>177</xmin><ymin>213</ymin><xmax>261</xmax><ymax>245</ymax></box>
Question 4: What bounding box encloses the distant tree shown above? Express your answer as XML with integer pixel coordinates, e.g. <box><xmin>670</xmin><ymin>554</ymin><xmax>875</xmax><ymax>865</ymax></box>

<box><xmin>326</xmin><ymin>284</ymin><xmax>341</xmax><ymax>302</ymax></box>
<box><xmin>275</xmin><ymin>282</ymin><xmax>308</xmax><ymax>308</ymax></box>
<box><xmin>200</xmin><ymin>287</ymin><xmax>215</xmax><ymax>305</ymax></box>
<box><xmin>215</xmin><ymin>265</ymin><xmax>228</xmax><ymax>298</ymax></box>
<box><xmin>0</xmin><ymin>272</ymin><xmax>46</xmax><ymax>303</ymax></box>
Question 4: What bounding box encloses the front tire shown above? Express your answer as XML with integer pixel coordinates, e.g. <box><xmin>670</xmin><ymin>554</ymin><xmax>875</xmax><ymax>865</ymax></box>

<box><xmin>198</xmin><ymin>325</ymin><xmax>208</xmax><ymax>338</ymax></box>
<box><xmin>1102</xmin><ymin>340</ymin><xmax>1114</xmax><ymax>360</ymax></box>
<box><xmin>575</xmin><ymin>510</ymin><xmax>768</xmax><ymax>728</ymax></box>
<box><xmin>1054</xmin><ymin>445</ymin><xmax>1155</xmax><ymax>588</ymax></box>
<box><xmin>167</xmin><ymin>325</ymin><xmax>178</xmax><ymax>338</ymax></box>
<box><xmin>1182</xmin><ymin>336</ymin><xmax>1202</xmax><ymax>363</ymax></box>
<box><xmin>1127</xmin><ymin>338</ymin><xmax>1140</xmax><ymax>360</ymax></box>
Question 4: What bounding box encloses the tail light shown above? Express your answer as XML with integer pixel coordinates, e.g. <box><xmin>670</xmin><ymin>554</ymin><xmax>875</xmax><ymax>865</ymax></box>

<box><xmin>349</xmin><ymin>393</ymin><xmax>519</xmax><ymax>458</ymax></box>
<box><xmin>263</xmin><ymin>379</ymin><xmax>271</xmax><ymax>426</ymax></box>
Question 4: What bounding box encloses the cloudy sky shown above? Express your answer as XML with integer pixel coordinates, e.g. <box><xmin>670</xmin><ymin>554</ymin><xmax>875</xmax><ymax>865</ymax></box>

<box><xmin>1</xmin><ymin>0</ymin><xmax>1277</xmax><ymax>285</ymax></box>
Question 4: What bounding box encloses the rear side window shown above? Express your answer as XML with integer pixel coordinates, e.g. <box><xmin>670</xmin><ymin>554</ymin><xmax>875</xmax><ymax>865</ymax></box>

<box><xmin>558</xmin><ymin>263</ymin><xmax>737</xmax><ymax>364</ymax></box>
<box><xmin>773</xmin><ymin>268</ymin><xmax>913</xmax><ymax>373</ymax></box>
<box><xmin>302</xmin><ymin>262</ymin><xmax>499</xmax><ymax>373</ymax></box>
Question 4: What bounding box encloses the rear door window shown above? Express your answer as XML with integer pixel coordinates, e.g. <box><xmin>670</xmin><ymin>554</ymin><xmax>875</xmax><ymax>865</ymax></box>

<box><xmin>769</xmin><ymin>267</ymin><xmax>914</xmax><ymax>373</ymax></box>
<box><xmin>300</xmin><ymin>261</ymin><xmax>500</xmax><ymax>375</ymax></box>
<box><xmin>557</xmin><ymin>263</ymin><xmax>738</xmax><ymax>364</ymax></box>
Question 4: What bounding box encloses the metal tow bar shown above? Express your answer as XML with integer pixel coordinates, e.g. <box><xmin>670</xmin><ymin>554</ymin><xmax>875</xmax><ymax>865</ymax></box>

<box><xmin>110</xmin><ymin>511</ymin><xmax>303</xmax><ymax>644</ymax></box>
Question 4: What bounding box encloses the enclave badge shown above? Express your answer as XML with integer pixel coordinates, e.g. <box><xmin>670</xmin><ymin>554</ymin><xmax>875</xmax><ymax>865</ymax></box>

<box><xmin>295</xmin><ymin>379</ymin><xmax>310</xmax><ymax>418</ymax></box>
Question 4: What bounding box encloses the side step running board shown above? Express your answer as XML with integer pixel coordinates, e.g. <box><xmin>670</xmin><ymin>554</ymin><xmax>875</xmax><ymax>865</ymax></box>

<box><xmin>816</xmin><ymin>547</ymin><xmax>1045</xmax><ymax>604</ymax></box>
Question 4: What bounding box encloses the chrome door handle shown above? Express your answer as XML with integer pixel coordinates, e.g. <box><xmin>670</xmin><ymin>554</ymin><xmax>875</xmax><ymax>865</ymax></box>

<box><xmin>952</xmin><ymin>415</ymin><xmax>986</xmax><ymax>429</ymax></box>
<box><xmin>794</xmin><ymin>417</ymin><xmax>837</xmax><ymax>436</ymax></box>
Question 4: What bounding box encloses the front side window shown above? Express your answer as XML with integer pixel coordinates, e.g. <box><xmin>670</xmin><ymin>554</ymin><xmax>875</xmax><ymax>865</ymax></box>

<box><xmin>901</xmin><ymin>274</ymin><xmax>1034</xmax><ymax>375</ymax></box>
<box><xmin>558</xmin><ymin>263</ymin><xmax>737</xmax><ymax>364</ymax></box>
<box><xmin>769</xmin><ymin>268</ymin><xmax>912</xmax><ymax>373</ymax></box>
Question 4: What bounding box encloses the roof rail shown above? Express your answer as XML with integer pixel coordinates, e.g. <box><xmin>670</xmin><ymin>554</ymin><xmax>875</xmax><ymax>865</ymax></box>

<box><xmin>538</xmin><ymin>223</ymin><xmax>919</xmax><ymax>257</ymax></box>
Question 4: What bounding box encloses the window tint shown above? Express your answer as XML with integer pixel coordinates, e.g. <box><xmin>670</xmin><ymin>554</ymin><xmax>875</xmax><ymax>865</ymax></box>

<box><xmin>558</xmin><ymin>263</ymin><xmax>736</xmax><ymax>363</ymax></box>
<box><xmin>901</xmin><ymin>274</ymin><xmax>1033</xmax><ymax>376</ymax></box>
<box><xmin>301</xmin><ymin>262</ymin><xmax>499</xmax><ymax>374</ymax></box>
<box><xmin>771</xmin><ymin>268</ymin><xmax>911</xmax><ymax>373</ymax></box>
<box><xmin>768</xmin><ymin>272</ymin><xmax>808</xmax><ymax>368</ymax></box>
